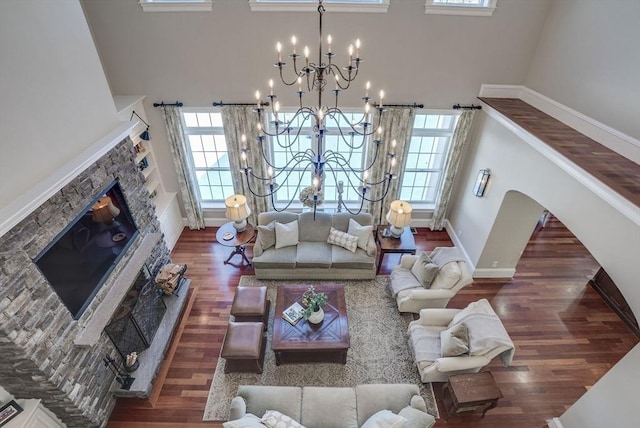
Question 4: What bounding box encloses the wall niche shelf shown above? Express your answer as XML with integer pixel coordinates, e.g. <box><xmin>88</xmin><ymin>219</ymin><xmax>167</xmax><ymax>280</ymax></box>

<box><xmin>114</xmin><ymin>96</ymin><xmax>184</xmax><ymax>250</ymax></box>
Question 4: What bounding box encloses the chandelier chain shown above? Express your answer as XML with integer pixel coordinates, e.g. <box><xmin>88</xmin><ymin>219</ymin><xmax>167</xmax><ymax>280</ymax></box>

<box><xmin>241</xmin><ymin>0</ymin><xmax>397</xmax><ymax>216</ymax></box>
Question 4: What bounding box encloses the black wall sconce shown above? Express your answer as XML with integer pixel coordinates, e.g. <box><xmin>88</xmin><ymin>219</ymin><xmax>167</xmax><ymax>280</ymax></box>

<box><xmin>103</xmin><ymin>355</ymin><xmax>135</xmax><ymax>390</ymax></box>
<box><xmin>473</xmin><ymin>168</ymin><xmax>491</xmax><ymax>197</ymax></box>
<box><xmin>130</xmin><ymin>110</ymin><xmax>152</xmax><ymax>141</ymax></box>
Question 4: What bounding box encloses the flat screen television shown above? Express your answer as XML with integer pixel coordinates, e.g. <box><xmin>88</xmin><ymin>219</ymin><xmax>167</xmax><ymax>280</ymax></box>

<box><xmin>34</xmin><ymin>180</ymin><xmax>139</xmax><ymax>320</ymax></box>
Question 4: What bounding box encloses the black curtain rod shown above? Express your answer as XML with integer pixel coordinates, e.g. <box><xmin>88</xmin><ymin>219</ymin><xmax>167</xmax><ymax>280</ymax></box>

<box><xmin>211</xmin><ymin>101</ymin><xmax>420</xmax><ymax>108</ymax></box>
<box><xmin>153</xmin><ymin>101</ymin><xmax>183</xmax><ymax>108</ymax></box>
<box><xmin>213</xmin><ymin>101</ymin><xmax>271</xmax><ymax>107</ymax></box>
<box><xmin>381</xmin><ymin>103</ymin><xmax>424</xmax><ymax>108</ymax></box>
<box><xmin>452</xmin><ymin>103</ymin><xmax>482</xmax><ymax>110</ymax></box>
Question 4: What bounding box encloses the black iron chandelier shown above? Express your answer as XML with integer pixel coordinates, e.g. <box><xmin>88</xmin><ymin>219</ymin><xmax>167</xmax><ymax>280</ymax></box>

<box><xmin>240</xmin><ymin>0</ymin><xmax>397</xmax><ymax>215</ymax></box>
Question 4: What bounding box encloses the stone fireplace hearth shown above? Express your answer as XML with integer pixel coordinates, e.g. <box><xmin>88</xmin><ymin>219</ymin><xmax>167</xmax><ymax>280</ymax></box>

<box><xmin>0</xmin><ymin>137</ymin><xmax>171</xmax><ymax>427</ymax></box>
<box><xmin>105</xmin><ymin>270</ymin><xmax>167</xmax><ymax>361</ymax></box>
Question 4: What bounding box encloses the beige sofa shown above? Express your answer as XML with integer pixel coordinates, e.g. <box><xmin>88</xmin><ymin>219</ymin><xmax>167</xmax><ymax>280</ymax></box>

<box><xmin>252</xmin><ymin>211</ymin><xmax>377</xmax><ymax>280</ymax></box>
<box><xmin>225</xmin><ymin>384</ymin><xmax>436</xmax><ymax>428</ymax></box>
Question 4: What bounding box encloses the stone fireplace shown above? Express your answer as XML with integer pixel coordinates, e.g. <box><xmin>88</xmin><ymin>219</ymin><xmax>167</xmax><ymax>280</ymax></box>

<box><xmin>0</xmin><ymin>137</ymin><xmax>171</xmax><ymax>427</ymax></box>
<box><xmin>105</xmin><ymin>269</ymin><xmax>167</xmax><ymax>360</ymax></box>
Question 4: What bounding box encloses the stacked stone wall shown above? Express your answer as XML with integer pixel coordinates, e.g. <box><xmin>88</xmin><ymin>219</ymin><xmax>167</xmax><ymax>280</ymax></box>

<box><xmin>0</xmin><ymin>138</ymin><xmax>170</xmax><ymax>427</ymax></box>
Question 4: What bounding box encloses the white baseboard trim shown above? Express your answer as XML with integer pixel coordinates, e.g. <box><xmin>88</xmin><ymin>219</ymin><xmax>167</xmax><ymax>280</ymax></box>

<box><xmin>444</xmin><ymin>217</ymin><xmax>516</xmax><ymax>279</ymax></box>
<box><xmin>520</xmin><ymin>87</ymin><xmax>640</xmax><ymax>163</ymax></box>
<box><xmin>164</xmin><ymin>221</ymin><xmax>184</xmax><ymax>251</ymax></box>
<box><xmin>478</xmin><ymin>84</ymin><xmax>524</xmax><ymax>99</ymax></box>
<box><xmin>444</xmin><ymin>219</ymin><xmax>476</xmax><ymax>272</ymax></box>
<box><xmin>410</xmin><ymin>219</ymin><xmax>433</xmax><ymax>228</ymax></box>
<box><xmin>546</xmin><ymin>417</ymin><xmax>564</xmax><ymax>428</ymax></box>
<box><xmin>204</xmin><ymin>217</ymin><xmax>227</xmax><ymax>228</ymax></box>
<box><xmin>473</xmin><ymin>268</ymin><xmax>516</xmax><ymax>279</ymax></box>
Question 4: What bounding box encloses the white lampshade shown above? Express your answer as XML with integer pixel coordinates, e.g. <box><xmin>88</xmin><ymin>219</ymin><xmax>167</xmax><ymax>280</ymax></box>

<box><xmin>225</xmin><ymin>194</ymin><xmax>251</xmax><ymax>232</ymax></box>
<box><xmin>386</xmin><ymin>200</ymin><xmax>412</xmax><ymax>238</ymax></box>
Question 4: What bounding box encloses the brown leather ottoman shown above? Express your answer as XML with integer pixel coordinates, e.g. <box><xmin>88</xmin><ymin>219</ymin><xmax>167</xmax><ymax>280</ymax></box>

<box><xmin>230</xmin><ymin>286</ymin><xmax>270</xmax><ymax>329</ymax></box>
<box><xmin>221</xmin><ymin>321</ymin><xmax>266</xmax><ymax>373</ymax></box>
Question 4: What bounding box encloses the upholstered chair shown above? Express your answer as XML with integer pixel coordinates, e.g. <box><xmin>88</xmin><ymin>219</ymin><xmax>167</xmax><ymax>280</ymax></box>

<box><xmin>407</xmin><ymin>299</ymin><xmax>515</xmax><ymax>383</ymax></box>
<box><xmin>389</xmin><ymin>247</ymin><xmax>473</xmax><ymax>313</ymax></box>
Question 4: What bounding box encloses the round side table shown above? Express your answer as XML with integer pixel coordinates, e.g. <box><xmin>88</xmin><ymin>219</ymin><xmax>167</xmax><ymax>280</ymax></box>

<box><xmin>216</xmin><ymin>222</ymin><xmax>256</xmax><ymax>266</ymax></box>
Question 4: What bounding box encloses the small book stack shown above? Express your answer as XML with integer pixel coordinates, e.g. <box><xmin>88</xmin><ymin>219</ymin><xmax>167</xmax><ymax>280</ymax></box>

<box><xmin>282</xmin><ymin>302</ymin><xmax>304</xmax><ymax>325</ymax></box>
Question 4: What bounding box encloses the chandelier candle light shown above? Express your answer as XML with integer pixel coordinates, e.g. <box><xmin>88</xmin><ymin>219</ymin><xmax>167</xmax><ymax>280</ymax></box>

<box><xmin>241</xmin><ymin>0</ymin><xmax>396</xmax><ymax>216</ymax></box>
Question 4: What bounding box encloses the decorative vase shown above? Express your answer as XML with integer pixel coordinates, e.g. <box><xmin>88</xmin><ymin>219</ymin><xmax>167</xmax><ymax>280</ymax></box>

<box><xmin>124</xmin><ymin>360</ymin><xmax>139</xmax><ymax>373</ymax></box>
<box><xmin>308</xmin><ymin>307</ymin><xmax>324</xmax><ymax>324</ymax></box>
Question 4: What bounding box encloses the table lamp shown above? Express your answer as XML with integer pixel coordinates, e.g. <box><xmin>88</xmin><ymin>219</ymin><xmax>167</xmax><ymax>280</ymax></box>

<box><xmin>386</xmin><ymin>200</ymin><xmax>412</xmax><ymax>238</ymax></box>
<box><xmin>225</xmin><ymin>194</ymin><xmax>251</xmax><ymax>232</ymax></box>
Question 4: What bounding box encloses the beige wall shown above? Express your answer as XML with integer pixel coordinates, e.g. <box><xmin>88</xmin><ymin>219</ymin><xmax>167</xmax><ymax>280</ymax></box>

<box><xmin>81</xmin><ymin>0</ymin><xmax>551</xmax><ymax>199</ymax></box>
<box><xmin>525</xmin><ymin>0</ymin><xmax>640</xmax><ymax>140</ymax></box>
<box><xmin>0</xmin><ymin>0</ymin><xmax>119</xmax><ymax>209</ymax></box>
<box><xmin>476</xmin><ymin>190</ymin><xmax>545</xmax><ymax>271</ymax></box>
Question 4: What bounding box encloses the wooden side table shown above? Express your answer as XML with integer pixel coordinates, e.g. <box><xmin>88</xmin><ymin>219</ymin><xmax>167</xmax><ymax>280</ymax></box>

<box><xmin>442</xmin><ymin>372</ymin><xmax>503</xmax><ymax>419</ymax></box>
<box><xmin>216</xmin><ymin>222</ymin><xmax>255</xmax><ymax>266</ymax></box>
<box><xmin>375</xmin><ymin>226</ymin><xmax>416</xmax><ymax>274</ymax></box>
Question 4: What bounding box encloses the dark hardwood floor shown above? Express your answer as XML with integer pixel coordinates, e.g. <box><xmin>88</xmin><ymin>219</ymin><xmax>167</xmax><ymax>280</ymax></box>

<box><xmin>106</xmin><ymin>216</ymin><xmax>638</xmax><ymax>427</ymax></box>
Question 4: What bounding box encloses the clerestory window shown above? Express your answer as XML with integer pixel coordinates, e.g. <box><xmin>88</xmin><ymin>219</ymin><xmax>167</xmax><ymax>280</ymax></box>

<box><xmin>424</xmin><ymin>0</ymin><xmax>497</xmax><ymax>16</ymax></box>
<box><xmin>139</xmin><ymin>0</ymin><xmax>213</xmax><ymax>12</ymax></box>
<box><xmin>249</xmin><ymin>0</ymin><xmax>390</xmax><ymax>13</ymax></box>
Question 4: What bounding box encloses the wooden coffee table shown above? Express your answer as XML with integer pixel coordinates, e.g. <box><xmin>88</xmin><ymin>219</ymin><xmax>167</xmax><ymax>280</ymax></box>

<box><xmin>272</xmin><ymin>284</ymin><xmax>350</xmax><ymax>365</ymax></box>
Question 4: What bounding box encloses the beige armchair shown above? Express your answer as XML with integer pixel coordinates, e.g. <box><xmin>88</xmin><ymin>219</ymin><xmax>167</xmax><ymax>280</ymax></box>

<box><xmin>389</xmin><ymin>248</ymin><xmax>473</xmax><ymax>313</ymax></box>
<box><xmin>407</xmin><ymin>299</ymin><xmax>515</xmax><ymax>383</ymax></box>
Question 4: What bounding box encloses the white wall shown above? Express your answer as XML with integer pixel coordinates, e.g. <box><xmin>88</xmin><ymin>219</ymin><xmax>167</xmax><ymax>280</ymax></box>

<box><xmin>476</xmin><ymin>190</ymin><xmax>545</xmax><ymax>272</ymax></box>
<box><xmin>525</xmin><ymin>0</ymin><xmax>640</xmax><ymax>140</ymax></box>
<box><xmin>0</xmin><ymin>0</ymin><xmax>119</xmax><ymax>210</ymax></box>
<box><xmin>81</xmin><ymin>0</ymin><xmax>551</xmax><ymax>203</ymax></box>
<box><xmin>558</xmin><ymin>343</ymin><xmax>640</xmax><ymax>428</ymax></box>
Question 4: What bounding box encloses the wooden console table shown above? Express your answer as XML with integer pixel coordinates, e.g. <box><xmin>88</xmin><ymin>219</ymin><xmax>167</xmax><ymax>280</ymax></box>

<box><xmin>442</xmin><ymin>372</ymin><xmax>503</xmax><ymax>419</ymax></box>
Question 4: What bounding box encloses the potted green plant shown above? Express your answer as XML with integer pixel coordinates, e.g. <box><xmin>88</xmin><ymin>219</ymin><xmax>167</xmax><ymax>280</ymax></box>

<box><xmin>301</xmin><ymin>286</ymin><xmax>327</xmax><ymax>324</ymax></box>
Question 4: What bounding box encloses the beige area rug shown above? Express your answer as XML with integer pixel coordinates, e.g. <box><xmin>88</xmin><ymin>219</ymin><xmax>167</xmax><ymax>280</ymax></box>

<box><xmin>203</xmin><ymin>275</ymin><xmax>438</xmax><ymax>421</ymax></box>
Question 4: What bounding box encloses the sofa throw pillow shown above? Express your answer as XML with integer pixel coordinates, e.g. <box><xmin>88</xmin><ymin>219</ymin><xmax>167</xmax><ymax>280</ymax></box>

<box><xmin>361</xmin><ymin>409</ymin><xmax>407</xmax><ymax>428</ymax></box>
<box><xmin>398</xmin><ymin>406</ymin><xmax>435</xmax><ymax>428</ymax></box>
<box><xmin>275</xmin><ymin>220</ymin><xmax>299</xmax><ymax>249</ymax></box>
<box><xmin>261</xmin><ymin>410</ymin><xmax>306</xmax><ymax>428</ymax></box>
<box><xmin>410</xmin><ymin>252</ymin><xmax>439</xmax><ymax>288</ymax></box>
<box><xmin>440</xmin><ymin>322</ymin><xmax>470</xmax><ymax>357</ymax></box>
<box><xmin>222</xmin><ymin>413</ymin><xmax>266</xmax><ymax>428</ymax></box>
<box><xmin>430</xmin><ymin>261</ymin><xmax>461</xmax><ymax>290</ymax></box>
<box><xmin>327</xmin><ymin>227</ymin><xmax>358</xmax><ymax>253</ymax></box>
<box><xmin>347</xmin><ymin>218</ymin><xmax>373</xmax><ymax>251</ymax></box>
<box><xmin>257</xmin><ymin>220</ymin><xmax>277</xmax><ymax>251</ymax></box>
